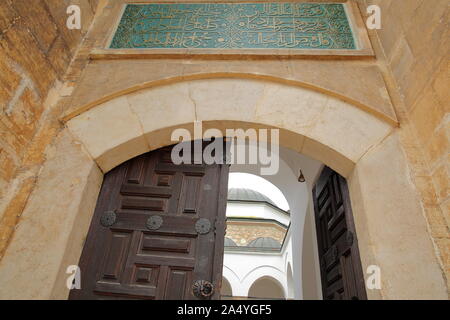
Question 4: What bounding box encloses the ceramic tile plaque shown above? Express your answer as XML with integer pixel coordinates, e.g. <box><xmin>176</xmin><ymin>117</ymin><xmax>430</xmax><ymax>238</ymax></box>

<box><xmin>110</xmin><ymin>3</ymin><xmax>356</xmax><ymax>50</ymax></box>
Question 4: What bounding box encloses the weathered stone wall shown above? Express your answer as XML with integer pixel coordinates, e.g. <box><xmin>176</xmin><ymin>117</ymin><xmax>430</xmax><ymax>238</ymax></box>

<box><xmin>0</xmin><ymin>0</ymin><xmax>99</xmax><ymax>259</ymax></box>
<box><xmin>364</xmin><ymin>0</ymin><xmax>449</xmax><ymax>291</ymax></box>
<box><xmin>226</xmin><ymin>221</ymin><xmax>287</xmax><ymax>246</ymax></box>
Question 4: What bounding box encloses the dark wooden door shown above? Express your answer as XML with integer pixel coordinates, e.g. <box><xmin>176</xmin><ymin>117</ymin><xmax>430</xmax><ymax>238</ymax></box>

<box><xmin>313</xmin><ymin>167</ymin><xmax>367</xmax><ymax>300</ymax></box>
<box><xmin>70</xmin><ymin>142</ymin><xmax>229</xmax><ymax>300</ymax></box>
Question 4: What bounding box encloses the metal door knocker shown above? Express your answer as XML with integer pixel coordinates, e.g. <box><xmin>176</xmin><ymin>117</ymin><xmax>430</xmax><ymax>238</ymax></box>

<box><xmin>195</xmin><ymin>218</ymin><xmax>211</xmax><ymax>235</ymax></box>
<box><xmin>100</xmin><ymin>211</ymin><xmax>117</xmax><ymax>227</ymax></box>
<box><xmin>147</xmin><ymin>215</ymin><xmax>163</xmax><ymax>230</ymax></box>
<box><xmin>192</xmin><ymin>280</ymin><xmax>214</xmax><ymax>299</ymax></box>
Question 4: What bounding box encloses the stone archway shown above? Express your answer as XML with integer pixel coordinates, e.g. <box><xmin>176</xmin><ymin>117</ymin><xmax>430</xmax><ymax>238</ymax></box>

<box><xmin>65</xmin><ymin>78</ymin><xmax>393</xmax><ymax>176</ymax></box>
<box><xmin>0</xmin><ymin>78</ymin><xmax>446</xmax><ymax>300</ymax></box>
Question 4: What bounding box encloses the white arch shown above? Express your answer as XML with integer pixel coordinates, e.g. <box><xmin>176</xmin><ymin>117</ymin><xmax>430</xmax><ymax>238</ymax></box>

<box><xmin>248</xmin><ymin>276</ymin><xmax>286</xmax><ymax>299</ymax></box>
<box><xmin>247</xmin><ymin>275</ymin><xmax>286</xmax><ymax>299</ymax></box>
<box><xmin>222</xmin><ymin>265</ymin><xmax>242</xmax><ymax>297</ymax></box>
<box><xmin>241</xmin><ymin>265</ymin><xmax>288</xmax><ymax>298</ymax></box>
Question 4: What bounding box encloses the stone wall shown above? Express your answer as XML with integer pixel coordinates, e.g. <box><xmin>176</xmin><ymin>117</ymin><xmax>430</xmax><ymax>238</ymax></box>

<box><xmin>364</xmin><ymin>0</ymin><xmax>449</xmax><ymax>290</ymax></box>
<box><xmin>0</xmin><ymin>0</ymin><xmax>99</xmax><ymax>259</ymax></box>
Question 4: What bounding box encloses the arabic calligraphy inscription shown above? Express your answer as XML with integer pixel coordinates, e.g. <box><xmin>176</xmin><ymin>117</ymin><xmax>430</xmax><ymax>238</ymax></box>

<box><xmin>110</xmin><ymin>3</ymin><xmax>356</xmax><ymax>50</ymax></box>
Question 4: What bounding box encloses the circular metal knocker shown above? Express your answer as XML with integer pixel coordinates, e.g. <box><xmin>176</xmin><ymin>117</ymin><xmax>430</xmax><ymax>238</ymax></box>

<box><xmin>100</xmin><ymin>211</ymin><xmax>117</xmax><ymax>227</ymax></box>
<box><xmin>192</xmin><ymin>280</ymin><xmax>214</xmax><ymax>299</ymax></box>
<box><xmin>195</xmin><ymin>218</ymin><xmax>211</xmax><ymax>235</ymax></box>
<box><xmin>146</xmin><ymin>215</ymin><xmax>163</xmax><ymax>230</ymax></box>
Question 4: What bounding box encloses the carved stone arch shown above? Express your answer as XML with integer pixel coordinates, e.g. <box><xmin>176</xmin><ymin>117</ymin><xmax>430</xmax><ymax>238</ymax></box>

<box><xmin>66</xmin><ymin>78</ymin><xmax>394</xmax><ymax>177</ymax></box>
<box><xmin>64</xmin><ymin>72</ymin><xmax>398</xmax><ymax>127</ymax></box>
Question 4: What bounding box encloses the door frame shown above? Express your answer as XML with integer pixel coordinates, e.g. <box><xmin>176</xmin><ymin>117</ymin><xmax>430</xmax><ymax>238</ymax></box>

<box><xmin>211</xmin><ymin>163</ymin><xmax>230</xmax><ymax>300</ymax></box>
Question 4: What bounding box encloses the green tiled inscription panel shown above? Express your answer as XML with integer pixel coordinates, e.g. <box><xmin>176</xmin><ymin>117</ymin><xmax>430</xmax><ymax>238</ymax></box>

<box><xmin>110</xmin><ymin>3</ymin><xmax>356</xmax><ymax>50</ymax></box>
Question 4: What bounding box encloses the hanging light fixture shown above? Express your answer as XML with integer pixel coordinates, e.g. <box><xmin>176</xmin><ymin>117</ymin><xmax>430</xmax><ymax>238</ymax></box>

<box><xmin>298</xmin><ymin>169</ymin><xmax>306</xmax><ymax>183</ymax></box>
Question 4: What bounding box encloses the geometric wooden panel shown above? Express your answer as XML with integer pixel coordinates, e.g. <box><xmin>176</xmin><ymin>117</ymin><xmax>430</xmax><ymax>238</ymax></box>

<box><xmin>140</xmin><ymin>235</ymin><xmax>192</xmax><ymax>255</ymax></box>
<box><xmin>313</xmin><ymin>167</ymin><xmax>367</xmax><ymax>300</ymax></box>
<box><xmin>100</xmin><ymin>231</ymin><xmax>132</xmax><ymax>282</ymax></box>
<box><xmin>70</xmin><ymin>142</ymin><xmax>229</xmax><ymax>300</ymax></box>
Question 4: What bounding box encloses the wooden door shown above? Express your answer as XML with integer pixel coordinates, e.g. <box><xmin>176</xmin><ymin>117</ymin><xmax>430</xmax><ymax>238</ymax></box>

<box><xmin>70</xmin><ymin>142</ymin><xmax>229</xmax><ymax>300</ymax></box>
<box><xmin>313</xmin><ymin>167</ymin><xmax>367</xmax><ymax>300</ymax></box>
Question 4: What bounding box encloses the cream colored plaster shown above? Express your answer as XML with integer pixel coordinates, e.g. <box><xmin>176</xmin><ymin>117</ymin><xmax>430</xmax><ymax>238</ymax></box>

<box><xmin>127</xmin><ymin>82</ymin><xmax>196</xmax><ymax>134</ymax></box>
<box><xmin>0</xmin><ymin>130</ymin><xmax>102</xmax><ymax>300</ymax></box>
<box><xmin>302</xmin><ymin>138</ymin><xmax>354</xmax><ymax>178</ymax></box>
<box><xmin>255</xmin><ymin>82</ymin><xmax>329</xmax><ymax>133</ymax></box>
<box><xmin>348</xmin><ymin>131</ymin><xmax>448</xmax><ymax>300</ymax></box>
<box><xmin>67</xmin><ymin>96</ymin><xmax>150</xmax><ymax>172</ymax></box>
<box><xmin>64</xmin><ymin>69</ymin><xmax>398</xmax><ymax>126</ymax></box>
<box><xmin>308</xmin><ymin>97</ymin><xmax>393</xmax><ymax>162</ymax></box>
<box><xmin>190</xmin><ymin>79</ymin><xmax>265</xmax><ymax>123</ymax></box>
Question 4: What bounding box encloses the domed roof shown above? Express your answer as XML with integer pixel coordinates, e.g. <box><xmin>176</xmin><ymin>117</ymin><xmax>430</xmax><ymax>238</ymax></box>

<box><xmin>224</xmin><ymin>237</ymin><xmax>238</xmax><ymax>247</ymax></box>
<box><xmin>228</xmin><ymin>188</ymin><xmax>277</xmax><ymax>207</ymax></box>
<box><xmin>247</xmin><ymin>237</ymin><xmax>281</xmax><ymax>249</ymax></box>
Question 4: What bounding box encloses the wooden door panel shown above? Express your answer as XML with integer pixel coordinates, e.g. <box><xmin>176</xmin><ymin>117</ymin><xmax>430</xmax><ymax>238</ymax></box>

<box><xmin>100</xmin><ymin>230</ymin><xmax>132</xmax><ymax>281</ymax></box>
<box><xmin>313</xmin><ymin>167</ymin><xmax>367</xmax><ymax>300</ymax></box>
<box><xmin>70</xmin><ymin>142</ymin><xmax>229</xmax><ymax>300</ymax></box>
<box><xmin>164</xmin><ymin>268</ymin><xmax>193</xmax><ymax>300</ymax></box>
